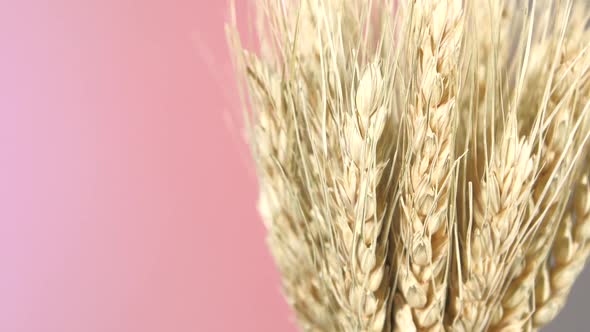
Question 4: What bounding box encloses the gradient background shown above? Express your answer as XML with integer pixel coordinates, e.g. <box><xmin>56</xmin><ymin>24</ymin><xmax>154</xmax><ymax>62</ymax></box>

<box><xmin>0</xmin><ymin>1</ymin><xmax>588</xmax><ymax>331</ymax></box>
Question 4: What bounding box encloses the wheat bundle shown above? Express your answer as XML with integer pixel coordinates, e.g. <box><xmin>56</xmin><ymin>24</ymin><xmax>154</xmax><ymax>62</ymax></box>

<box><xmin>226</xmin><ymin>0</ymin><xmax>590</xmax><ymax>330</ymax></box>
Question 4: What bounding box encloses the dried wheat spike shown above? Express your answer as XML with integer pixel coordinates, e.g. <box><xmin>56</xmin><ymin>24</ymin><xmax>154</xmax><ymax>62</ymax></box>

<box><xmin>243</xmin><ymin>54</ymin><xmax>343</xmax><ymax>331</ymax></box>
<box><xmin>394</xmin><ymin>0</ymin><xmax>463</xmax><ymax>330</ymax></box>
<box><xmin>493</xmin><ymin>34</ymin><xmax>590</xmax><ymax>331</ymax></box>
<box><xmin>533</xmin><ymin>175</ymin><xmax>590</xmax><ymax>328</ymax></box>
<box><xmin>532</xmin><ymin>38</ymin><xmax>590</xmax><ymax>332</ymax></box>
<box><xmin>325</xmin><ymin>62</ymin><xmax>392</xmax><ymax>332</ymax></box>
<box><xmin>450</xmin><ymin>116</ymin><xmax>535</xmax><ymax>331</ymax></box>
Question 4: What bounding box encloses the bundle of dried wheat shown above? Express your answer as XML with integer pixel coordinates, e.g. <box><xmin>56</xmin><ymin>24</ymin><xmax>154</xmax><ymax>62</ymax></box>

<box><xmin>226</xmin><ymin>0</ymin><xmax>590</xmax><ymax>330</ymax></box>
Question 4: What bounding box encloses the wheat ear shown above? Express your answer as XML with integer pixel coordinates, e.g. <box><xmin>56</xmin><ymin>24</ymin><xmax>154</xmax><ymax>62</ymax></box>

<box><xmin>492</xmin><ymin>30</ymin><xmax>590</xmax><ymax>331</ymax></box>
<box><xmin>394</xmin><ymin>0</ymin><xmax>463</xmax><ymax>330</ymax></box>
<box><xmin>532</xmin><ymin>32</ymin><xmax>590</xmax><ymax>331</ymax></box>
<box><xmin>227</xmin><ymin>1</ymin><xmax>351</xmax><ymax>327</ymax></box>
<box><xmin>533</xmin><ymin>175</ymin><xmax>590</xmax><ymax>328</ymax></box>
<box><xmin>326</xmin><ymin>61</ymin><xmax>392</xmax><ymax>332</ymax></box>
<box><xmin>449</xmin><ymin>2</ymin><xmax>537</xmax><ymax>328</ymax></box>
<box><xmin>244</xmin><ymin>52</ymin><xmax>344</xmax><ymax>331</ymax></box>
<box><xmin>449</xmin><ymin>115</ymin><xmax>535</xmax><ymax>331</ymax></box>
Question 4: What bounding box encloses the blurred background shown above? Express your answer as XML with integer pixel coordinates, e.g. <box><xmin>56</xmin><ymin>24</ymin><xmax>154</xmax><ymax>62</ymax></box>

<box><xmin>0</xmin><ymin>0</ymin><xmax>588</xmax><ymax>331</ymax></box>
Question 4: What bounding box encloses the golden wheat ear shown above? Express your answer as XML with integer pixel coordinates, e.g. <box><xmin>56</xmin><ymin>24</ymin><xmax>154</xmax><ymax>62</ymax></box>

<box><xmin>393</xmin><ymin>0</ymin><xmax>463</xmax><ymax>331</ymax></box>
<box><xmin>534</xmin><ymin>175</ymin><xmax>590</xmax><ymax>327</ymax></box>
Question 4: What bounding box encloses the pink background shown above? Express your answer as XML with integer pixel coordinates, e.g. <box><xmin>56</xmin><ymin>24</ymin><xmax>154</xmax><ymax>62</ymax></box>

<box><xmin>1</xmin><ymin>0</ymin><xmax>588</xmax><ymax>331</ymax></box>
<box><xmin>0</xmin><ymin>0</ymin><xmax>297</xmax><ymax>331</ymax></box>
